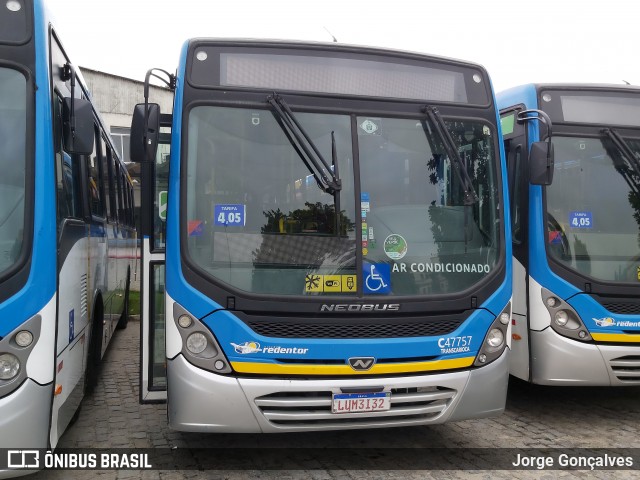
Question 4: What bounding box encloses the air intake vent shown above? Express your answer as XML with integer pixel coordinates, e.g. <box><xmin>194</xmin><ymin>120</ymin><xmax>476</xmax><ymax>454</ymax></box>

<box><xmin>254</xmin><ymin>386</ymin><xmax>456</xmax><ymax>428</ymax></box>
<box><xmin>609</xmin><ymin>356</ymin><xmax>640</xmax><ymax>384</ymax></box>
<box><xmin>247</xmin><ymin>319</ymin><xmax>463</xmax><ymax>339</ymax></box>
<box><xmin>602</xmin><ymin>302</ymin><xmax>640</xmax><ymax>315</ymax></box>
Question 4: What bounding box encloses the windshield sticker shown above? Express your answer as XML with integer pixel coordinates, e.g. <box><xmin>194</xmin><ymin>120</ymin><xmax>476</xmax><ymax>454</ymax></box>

<box><xmin>158</xmin><ymin>190</ymin><xmax>168</xmax><ymax>221</ymax></box>
<box><xmin>359</xmin><ymin>119</ymin><xmax>379</xmax><ymax>135</ymax></box>
<box><xmin>569</xmin><ymin>211</ymin><xmax>592</xmax><ymax>229</ymax></box>
<box><xmin>438</xmin><ymin>336</ymin><xmax>472</xmax><ymax>354</ymax></box>
<box><xmin>305</xmin><ymin>274</ymin><xmax>357</xmax><ymax>293</ymax></box>
<box><xmin>384</xmin><ymin>234</ymin><xmax>408</xmax><ymax>260</ymax></box>
<box><xmin>392</xmin><ymin>262</ymin><xmax>491</xmax><ymax>274</ymax></box>
<box><xmin>231</xmin><ymin>342</ymin><xmax>309</xmax><ymax>355</ymax></box>
<box><xmin>214</xmin><ymin>204</ymin><xmax>246</xmax><ymax>227</ymax></box>
<box><xmin>363</xmin><ymin>263</ymin><xmax>391</xmax><ymax>294</ymax></box>
<box><xmin>593</xmin><ymin>317</ymin><xmax>640</xmax><ymax>328</ymax></box>
<box><xmin>188</xmin><ymin>220</ymin><xmax>204</xmax><ymax>237</ymax></box>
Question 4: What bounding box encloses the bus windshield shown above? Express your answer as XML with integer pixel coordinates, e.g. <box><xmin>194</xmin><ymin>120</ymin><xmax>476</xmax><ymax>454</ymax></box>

<box><xmin>547</xmin><ymin>135</ymin><xmax>640</xmax><ymax>283</ymax></box>
<box><xmin>0</xmin><ymin>68</ymin><xmax>27</xmax><ymax>277</ymax></box>
<box><xmin>185</xmin><ymin>106</ymin><xmax>500</xmax><ymax>296</ymax></box>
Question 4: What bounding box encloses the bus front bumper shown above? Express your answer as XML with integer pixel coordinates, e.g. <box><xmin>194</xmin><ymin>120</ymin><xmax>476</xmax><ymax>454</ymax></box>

<box><xmin>0</xmin><ymin>379</ymin><xmax>51</xmax><ymax>448</ymax></box>
<box><xmin>167</xmin><ymin>349</ymin><xmax>509</xmax><ymax>433</ymax></box>
<box><xmin>0</xmin><ymin>379</ymin><xmax>51</xmax><ymax>478</ymax></box>
<box><xmin>531</xmin><ymin>328</ymin><xmax>640</xmax><ymax>386</ymax></box>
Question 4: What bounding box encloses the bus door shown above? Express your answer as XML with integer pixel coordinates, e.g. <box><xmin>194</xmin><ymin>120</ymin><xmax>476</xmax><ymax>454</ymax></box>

<box><xmin>500</xmin><ymin>107</ymin><xmax>530</xmax><ymax>380</ymax></box>
<box><xmin>139</xmin><ymin>120</ymin><xmax>171</xmax><ymax>403</ymax></box>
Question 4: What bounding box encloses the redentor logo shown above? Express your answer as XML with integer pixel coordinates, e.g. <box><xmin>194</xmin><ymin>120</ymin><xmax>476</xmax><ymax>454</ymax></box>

<box><xmin>348</xmin><ymin>357</ymin><xmax>376</xmax><ymax>371</ymax></box>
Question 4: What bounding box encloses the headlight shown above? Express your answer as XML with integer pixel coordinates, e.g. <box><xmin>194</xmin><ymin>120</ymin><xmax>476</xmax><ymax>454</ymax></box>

<box><xmin>542</xmin><ymin>288</ymin><xmax>592</xmax><ymax>342</ymax></box>
<box><xmin>186</xmin><ymin>333</ymin><xmax>208</xmax><ymax>354</ymax></box>
<box><xmin>554</xmin><ymin>310</ymin><xmax>569</xmax><ymax>326</ymax></box>
<box><xmin>15</xmin><ymin>330</ymin><xmax>33</xmax><ymax>347</ymax></box>
<box><xmin>474</xmin><ymin>303</ymin><xmax>510</xmax><ymax>367</ymax></box>
<box><xmin>546</xmin><ymin>297</ymin><xmax>559</xmax><ymax>308</ymax></box>
<box><xmin>178</xmin><ymin>315</ymin><xmax>193</xmax><ymax>328</ymax></box>
<box><xmin>173</xmin><ymin>303</ymin><xmax>232</xmax><ymax>374</ymax></box>
<box><xmin>0</xmin><ymin>353</ymin><xmax>20</xmax><ymax>380</ymax></box>
<box><xmin>487</xmin><ymin>328</ymin><xmax>504</xmax><ymax>348</ymax></box>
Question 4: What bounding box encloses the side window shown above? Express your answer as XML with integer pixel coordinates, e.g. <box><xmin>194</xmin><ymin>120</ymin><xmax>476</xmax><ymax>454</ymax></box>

<box><xmin>111</xmin><ymin>127</ymin><xmax>130</xmax><ymax>163</ymax></box>
<box><xmin>128</xmin><ymin>185</ymin><xmax>135</xmax><ymax>227</ymax></box>
<box><xmin>110</xmin><ymin>152</ymin><xmax>119</xmax><ymax>223</ymax></box>
<box><xmin>122</xmin><ymin>172</ymin><xmax>130</xmax><ymax>226</ymax></box>
<box><xmin>115</xmin><ymin>162</ymin><xmax>124</xmax><ymax>223</ymax></box>
<box><xmin>99</xmin><ymin>135</ymin><xmax>113</xmax><ymax>221</ymax></box>
<box><xmin>54</xmin><ymin>96</ymin><xmax>79</xmax><ymax>222</ymax></box>
<box><xmin>88</xmin><ymin>124</ymin><xmax>104</xmax><ymax>217</ymax></box>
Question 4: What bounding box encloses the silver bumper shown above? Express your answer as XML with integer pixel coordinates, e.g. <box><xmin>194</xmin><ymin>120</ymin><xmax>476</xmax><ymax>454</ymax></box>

<box><xmin>0</xmin><ymin>380</ymin><xmax>51</xmax><ymax>478</ymax></box>
<box><xmin>167</xmin><ymin>350</ymin><xmax>509</xmax><ymax>433</ymax></box>
<box><xmin>531</xmin><ymin>328</ymin><xmax>640</xmax><ymax>386</ymax></box>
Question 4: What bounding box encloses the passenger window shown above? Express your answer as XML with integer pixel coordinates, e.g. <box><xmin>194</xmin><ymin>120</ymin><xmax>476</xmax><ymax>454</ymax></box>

<box><xmin>99</xmin><ymin>135</ymin><xmax>113</xmax><ymax>221</ymax></box>
<box><xmin>88</xmin><ymin>125</ymin><xmax>104</xmax><ymax>217</ymax></box>
<box><xmin>54</xmin><ymin>96</ymin><xmax>79</xmax><ymax>222</ymax></box>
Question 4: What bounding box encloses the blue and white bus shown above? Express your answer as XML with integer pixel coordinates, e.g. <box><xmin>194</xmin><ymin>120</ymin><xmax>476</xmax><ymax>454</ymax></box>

<box><xmin>133</xmin><ymin>39</ymin><xmax>512</xmax><ymax>431</ymax></box>
<box><xmin>0</xmin><ymin>0</ymin><xmax>135</xmax><ymax>451</ymax></box>
<box><xmin>498</xmin><ymin>84</ymin><xmax>640</xmax><ymax>385</ymax></box>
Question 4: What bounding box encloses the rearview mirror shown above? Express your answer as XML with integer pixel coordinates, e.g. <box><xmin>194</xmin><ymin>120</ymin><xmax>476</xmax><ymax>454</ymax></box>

<box><xmin>62</xmin><ymin>97</ymin><xmax>94</xmax><ymax>155</ymax></box>
<box><xmin>529</xmin><ymin>141</ymin><xmax>554</xmax><ymax>186</ymax></box>
<box><xmin>130</xmin><ymin>103</ymin><xmax>160</xmax><ymax>163</ymax></box>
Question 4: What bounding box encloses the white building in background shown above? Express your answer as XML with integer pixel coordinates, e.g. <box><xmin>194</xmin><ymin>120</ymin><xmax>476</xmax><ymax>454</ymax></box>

<box><xmin>81</xmin><ymin>67</ymin><xmax>173</xmax><ymax>290</ymax></box>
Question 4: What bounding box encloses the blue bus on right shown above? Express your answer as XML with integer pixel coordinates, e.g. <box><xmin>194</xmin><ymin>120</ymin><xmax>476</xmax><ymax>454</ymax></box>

<box><xmin>497</xmin><ymin>84</ymin><xmax>640</xmax><ymax>385</ymax></box>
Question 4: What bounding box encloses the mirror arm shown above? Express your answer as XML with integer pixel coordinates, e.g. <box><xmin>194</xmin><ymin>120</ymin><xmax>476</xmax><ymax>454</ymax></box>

<box><xmin>61</xmin><ymin>62</ymin><xmax>77</xmax><ymax>140</ymax></box>
<box><xmin>517</xmin><ymin>109</ymin><xmax>553</xmax><ymax>163</ymax></box>
<box><xmin>142</xmin><ymin>69</ymin><xmax>175</xmax><ymax>159</ymax></box>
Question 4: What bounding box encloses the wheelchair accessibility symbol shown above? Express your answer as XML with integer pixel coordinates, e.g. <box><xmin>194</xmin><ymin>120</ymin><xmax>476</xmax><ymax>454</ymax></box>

<box><xmin>363</xmin><ymin>263</ymin><xmax>391</xmax><ymax>294</ymax></box>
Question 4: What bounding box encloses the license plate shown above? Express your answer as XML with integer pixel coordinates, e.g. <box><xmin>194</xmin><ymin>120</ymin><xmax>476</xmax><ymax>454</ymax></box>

<box><xmin>331</xmin><ymin>392</ymin><xmax>391</xmax><ymax>414</ymax></box>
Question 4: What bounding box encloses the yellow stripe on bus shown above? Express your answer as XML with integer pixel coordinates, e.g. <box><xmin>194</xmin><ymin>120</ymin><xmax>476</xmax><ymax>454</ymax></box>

<box><xmin>591</xmin><ymin>333</ymin><xmax>640</xmax><ymax>343</ymax></box>
<box><xmin>231</xmin><ymin>356</ymin><xmax>475</xmax><ymax>375</ymax></box>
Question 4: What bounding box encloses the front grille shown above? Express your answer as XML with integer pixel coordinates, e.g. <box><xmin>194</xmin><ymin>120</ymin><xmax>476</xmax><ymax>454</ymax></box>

<box><xmin>602</xmin><ymin>302</ymin><xmax>640</xmax><ymax>315</ymax></box>
<box><xmin>255</xmin><ymin>386</ymin><xmax>456</xmax><ymax>428</ymax></box>
<box><xmin>247</xmin><ymin>319</ymin><xmax>463</xmax><ymax>339</ymax></box>
<box><xmin>609</xmin><ymin>356</ymin><xmax>640</xmax><ymax>384</ymax></box>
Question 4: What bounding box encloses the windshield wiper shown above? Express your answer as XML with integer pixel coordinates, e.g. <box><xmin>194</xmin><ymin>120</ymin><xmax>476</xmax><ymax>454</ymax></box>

<box><xmin>423</xmin><ymin>106</ymin><xmax>479</xmax><ymax>205</ymax></box>
<box><xmin>267</xmin><ymin>94</ymin><xmax>342</xmax><ymax>195</ymax></box>
<box><xmin>601</xmin><ymin>128</ymin><xmax>640</xmax><ymax>196</ymax></box>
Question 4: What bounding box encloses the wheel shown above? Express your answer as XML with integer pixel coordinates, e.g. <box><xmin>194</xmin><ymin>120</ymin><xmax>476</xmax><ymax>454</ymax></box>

<box><xmin>117</xmin><ymin>271</ymin><xmax>130</xmax><ymax>330</ymax></box>
<box><xmin>84</xmin><ymin>310</ymin><xmax>103</xmax><ymax>394</ymax></box>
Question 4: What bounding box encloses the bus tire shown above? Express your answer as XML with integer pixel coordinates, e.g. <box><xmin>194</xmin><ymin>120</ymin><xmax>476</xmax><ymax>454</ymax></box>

<box><xmin>117</xmin><ymin>270</ymin><xmax>130</xmax><ymax>330</ymax></box>
<box><xmin>85</xmin><ymin>300</ymin><xmax>104</xmax><ymax>394</ymax></box>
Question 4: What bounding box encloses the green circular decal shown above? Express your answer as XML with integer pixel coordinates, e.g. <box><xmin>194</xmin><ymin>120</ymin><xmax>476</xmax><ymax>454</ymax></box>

<box><xmin>384</xmin><ymin>234</ymin><xmax>408</xmax><ymax>260</ymax></box>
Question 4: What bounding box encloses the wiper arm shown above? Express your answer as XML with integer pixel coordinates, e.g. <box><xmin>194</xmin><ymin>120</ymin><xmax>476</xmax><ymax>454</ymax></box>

<box><xmin>602</xmin><ymin>128</ymin><xmax>640</xmax><ymax>176</ymax></box>
<box><xmin>267</xmin><ymin>93</ymin><xmax>342</xmax><ymax>195</ymax></box>
<box><xmin>423</xmin><ymin>106</ymin><xmax>479</xmax><ymax>205</ymax></box>
<box><xmin>601</xmin><ymin>128</ymin><xmax>640</xmax><ymax>196</ymax></box>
